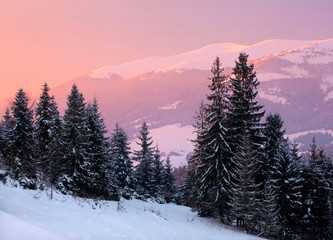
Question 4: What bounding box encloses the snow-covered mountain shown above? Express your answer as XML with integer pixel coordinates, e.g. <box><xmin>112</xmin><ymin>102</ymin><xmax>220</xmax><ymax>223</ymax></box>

<box><xmin>90</xmin><ymin>39</ymin><xmax>309</xmax><ymax>80</ymax></box>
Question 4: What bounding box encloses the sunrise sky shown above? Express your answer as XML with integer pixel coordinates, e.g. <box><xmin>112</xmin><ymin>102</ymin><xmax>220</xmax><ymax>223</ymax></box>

<box><xmin>1</xmin><ymin>0</ymin><xmax>333</xmax><ymax>102</ymax></box>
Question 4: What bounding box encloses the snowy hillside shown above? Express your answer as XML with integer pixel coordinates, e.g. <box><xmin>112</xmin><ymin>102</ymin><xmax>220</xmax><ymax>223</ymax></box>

<box><xmin>0</xmin><ymin>183</ymin><xmax>264</xmax><ymax>240</ymax></box>
<box><xmin>91</xmin><ymin>39</ymin><xmax>309</xmax><ymax>79</ymax></box>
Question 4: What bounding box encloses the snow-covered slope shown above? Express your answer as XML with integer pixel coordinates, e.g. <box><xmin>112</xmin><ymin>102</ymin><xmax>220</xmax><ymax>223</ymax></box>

<box><xmin>0</xmin><ymin>184</ymin><xmax>264</xmax><ymax>240</ymax></box>
<box><xmin>91</xmin><ymin>39</ymin><xmax>309</xmax><ymax>79</ymax></box>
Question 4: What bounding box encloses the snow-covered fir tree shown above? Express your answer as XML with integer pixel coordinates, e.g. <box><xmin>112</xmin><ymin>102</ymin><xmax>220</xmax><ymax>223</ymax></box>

<box><xmin>152</xmin><ymin>146</ymin><xmax>165</xmax><ymax>201</ymax></box>
<box><xmin>197</xmin><ymin>57</ymin><xmax>232</xmax><ymax>220</ymax></box>
<box><xmin>229</xmin><ymin>130</ymin><xmax>261</xmax><ymax>232</ymax></box>
<box><xmin>227</xmin><ymin>53</ymin><xmax>265</xmax><ymax>150</ymax></box>
<box><xmin>273</xmin><ymin>141</ymin><xmax>302</xmax><ymax>239</ymax></box>
<box><xmin>163</xmin><ymin>156</ymin><xmax>177</xmax><ymax>203</ymax></box>
<box><xmin>7</xmin><ymin>88</ymin><xmax>36</xmax><ymax>189</ymax></box>
<box><xmin>0</xmin><ymin>108</ymin><xmax>16</xmax><ymax>168</ymax></box>
<box><xmin>85</xmin><ymin>98</ymin><xmax>116</xmax><ymax>199</ymax></box>
<box><xmin>300</xmin><ymin>138</ymin><xmax>331</xmax><ymax>240</ymax></box>
<box><xmin>263</xmin><ymin>113</ymin><xmax>302</xmax><ymax>239</ymax></box>
<box><xmin>35</xmin><ymin>83</ymin><xmax>63</xmax><ymax>190</ymax></box>
<box><xmin>60</xmin><ymin>84</ymin><xmax>90</xmax><ymax>196</ymax></box>
<box><xmin>134</xmin><ymin>122</ymin><xmax>155</xmax><ymax>198</ymax></box>
<box><xmin>110</xmin><ymin>123</ymin><xmax>134</xmax><ymax>199</ymax></box>
<box><xmin>259</xmin><ymin>178</ymin><xmax>280</xmax><ymax>239</ymax></box>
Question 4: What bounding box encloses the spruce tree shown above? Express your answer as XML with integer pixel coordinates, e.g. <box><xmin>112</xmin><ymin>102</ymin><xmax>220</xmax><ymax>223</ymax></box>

<box><xmin>197</xmin><ymin>57</ymin><xmax>232</xmax><ymax>220</ymax></box>
<box><xmin>134</xmin><ymin>122</ymin><xmax>155</xmax><ymax>198</ymax></box>
<box><xmin>61</xmin><ymin>84</ymin><xmax>90</xmax><ymax>196</ymax></box>
<box><xmin>85</xmin><ymin>98</ymin><xmax>114</xmax><ymax>199</ymax></box>
<box><xmin>163</xmin><ymin>156</ymin><xmax>177</xmax><ymax>203</ymax></box>
<box><xmin>259</xmin><ymin>178</ymin><xmax>280</xmax><ymax>239</ymax></box>
<box><xmin>227</xmin><ymin>52</ymin><xmax>265</xmax><ymax>151</ymax></box>
<box><xmin>273</xmin><ymin>141</ymin><xmax>302</xmax><ymax>239</ymax></box>
<box><xmin>300</xmin><ymin>138</ymin><xmax>331</xmax><ymax>240</ymax></box>
<box><xmin>229</xmin><ymin>130</ymin><xmax>261</xmax><ymax>232</ymax></box>
<box><xmin>35</xmin><ymin>83</ymin><xmax>63</xmax><ymax>191</ymax></box>
<box><xmin>0</xmin><ymin>108</ymin><xmax>15</xmax><ymax>168</ymax></box>
<box><xmin>152</xmin><ymin>146</ymin><xmax>165</xmax><ymax>201</ymax></box>
<box><xmin>7</xmin><ymin>88</ymin><xmax>36</xmax><ymax>189</ymax></box>
<box><xmin>264</xmin><ymin>113</ymin><xmax>302</xmax><ymax>238</ymax></box>
<box><xmin>110</xmin><ymin>123</ymin><xmax>134</xmax><ymax>198</ymax></box>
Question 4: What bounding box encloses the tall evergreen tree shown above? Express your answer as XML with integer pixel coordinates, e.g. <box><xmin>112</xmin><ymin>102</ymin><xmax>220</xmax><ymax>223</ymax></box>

<box><xmin>0</xmin><ymin>108</ymin><xmax>15</xmax><ymax>168</ymax></box>
<box><xmin>60</xmin><ymin>84</ymin><xmax>90</xmax><ymax>196</ymax></box>
<box><xmin>197</xmin><ymin>57</ymin><xmax>232</xmax><ymax>220</ymax></box>
<box><xmin>7</xmin><ymin>88</ymin><xmax>36</xmax><ymax>189</ymax></box>
<box><xmin>227</xmin><ymin>53</ymin><xmax>265</xmax><ymax>150</ymax></box>
<box><xmin>134</xmin><ymin>122</ymin><xmax>155</xmax><ymax>198</ymax></box>
<box><xmin>110</xmin><ymin>123</ymin><xmax>134</xmax><ymax>198</ymax></box>
<box><xmin>229</xmin><ymin>130</ymin><xmax>261</xmax><ymax>232</ymax></box>
<box><xmin>263</xmin><ymin>113</ymin><xmax>302</xmax><ymax>238</ymax></box>
<box><xmin>152</xmin><ymin>146</ymin><xmax>165</xmax><ymax>201</ymax></box>
<box><xmin>35</xmin><ymin>83</ymin><xmax>63</xmax><ymax>190</ymax></box>
<box><xmin>163</xmin><ymin>156</ymin><xmax>177</xmax><ymax>203</ymax></box>
<box><xmin>85</xmin><ymin>98</ymin><xmax>114</xmax><ymax>199</ymax></box>
<box><xmin>300</xmin><ymin>138</ymin><xmax>331</xmax><ymax>240</ymax></box>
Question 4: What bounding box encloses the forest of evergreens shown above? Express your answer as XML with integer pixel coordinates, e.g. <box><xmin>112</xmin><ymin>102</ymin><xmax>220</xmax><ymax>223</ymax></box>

<box><xmin>0</xmin><ymin>53</ymin><xmax>332</xmax><ymax>240</ymax></box>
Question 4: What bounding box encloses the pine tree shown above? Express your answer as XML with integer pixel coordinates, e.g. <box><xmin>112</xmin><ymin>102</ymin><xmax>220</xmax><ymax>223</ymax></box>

<box><xmin>274</xmin><ymin>141</ymin><xmax>302</xmax><ymax>239</ymax></box>
<box><xmin>110</xmin><ymin>123</ymin><xmax>134</xmax><ymax>199</ymax></box>
<box><xmin>134</xmin><ymin>122</ymin><xmax>155</xmax><ymax>198</ymax></box>
<box><xmin>263</xmin><ymin>113</ymin><xmax>285</xmax><ymax>181</ymax></box>
<box><xmin>263</xmin><ymin>114</ymin><xmax>302</xmax><ymax>238</ymax></box>
<box><xmin>163</xmin><ymin>156</ymin><xmax>177</xmax><ymax>203</ymax></box>
<box><xmin>0</xmin><ymin>108</ymin><xmax>15</xmax><ymax>168</ymax></box>
<box><xmin>197</xmin><ymin>57</ymin><xmax>232</xmax><ymax>220</ymax></box>
<box><xmin>60</xmin><ymin>84</ymin><xmax>90</xmax><ymax>196</ymax></box>
<box><xmin>227</xmin><ymin>53</ymin><xmax>265</xmax><ymax>151</ymax></box>
<box><xmin>229</xmin><ymin>130</ymin><xmax>261</xmax><ymax>232</ymax></box>
<box><xmin>35</xmin><ymin>83</ymin><xmax>63</xmax><ymax>191</ymax></box>
<box><xmin>259</xmin><ymin>179</ymin><xmax>280</xmax><ymax>239</ymax></box>
<box><xmin>300</xmin><ymin>138</ymin><xmax>331</xmax><ymax>240</ymax></box>
<box><xmin>7</xmin><ymin>89</ymin><xmax>36</xmax><ymax>189</ymax></box>
<box><xmin>85</xmin><ymin>98</ymin><xmax>114</xmax><ymax>199</ymax></box>
<box><xmin>152</xmin><ymin>146</ymin><xmax>165</xmax><ymax>201</ymax></box>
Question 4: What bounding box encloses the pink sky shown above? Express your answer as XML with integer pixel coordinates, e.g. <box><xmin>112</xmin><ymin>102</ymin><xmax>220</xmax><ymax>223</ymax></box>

<box><xmin>0</xmin><ymin>0</ymin><xmax>332</xmax><ymax>102</ymax></box>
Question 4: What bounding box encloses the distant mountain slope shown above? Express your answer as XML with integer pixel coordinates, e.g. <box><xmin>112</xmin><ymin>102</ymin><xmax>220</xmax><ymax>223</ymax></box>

<box><xmin>91</xmin><ymin>39</ymin><xmax>309</xmax><ymax>79</ymax></box>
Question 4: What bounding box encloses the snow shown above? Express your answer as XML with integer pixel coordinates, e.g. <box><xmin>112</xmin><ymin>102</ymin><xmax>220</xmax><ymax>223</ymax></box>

<box><xmin>0</xmin><ymin>183</ymin><xmax>264</xmax><ymax>240</ymax></box>
<box><xmin>278</xmin><ymin>51</ymin><xmax>305</xmax><ymax>64</ymax></box>
<box><xmin>324</xmin><ymin>90</ymin><xmax>333</xmax><ymax>102</ymax></box>
<box><xmin>286</xmin><ymin>129</ymin><xmax>333</xmax><ymax>141</ymax></box>
<box><xmin>281</xmin><ymin>65</ymin><xmax>308</xmax><ymax>78</ymax></box>
<box><xmin>90</xmin><ymin>39</ymin><xmax>310</xmax><ymax>80</ymax></box>
<box><xmin>275</xmin><ymin>38</ymin><xmax>333</xmax><ymax>65</ymax></box>
<box><xmin>258</xmin><ymin>91</ymin><xmax>288</xmax><ymax>104</ymax></box>
<box><xmin>158</xmin><ymin>100</ymin><xmax>183</xmax><ymax>110</ymax></box>
<box><xmin>256</xmin><ymin>72</ymin><xmax>290</xmax><ymax>82</ymax></box>
<box><xmin>306</xmin><ymin>54</ymin><xmax>333</xmax><ymax>64</ymax></box>
<box><xmin>320</xmin><ymin>75</ymin><xmax>333</xmax><ymax>93</ymax></box>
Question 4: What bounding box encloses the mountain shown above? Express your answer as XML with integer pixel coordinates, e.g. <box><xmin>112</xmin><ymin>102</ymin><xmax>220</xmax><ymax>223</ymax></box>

<box><xmin>3</xmin><ymin>38</ymin><xmax>333</xmax><ymax>166</ymax></box>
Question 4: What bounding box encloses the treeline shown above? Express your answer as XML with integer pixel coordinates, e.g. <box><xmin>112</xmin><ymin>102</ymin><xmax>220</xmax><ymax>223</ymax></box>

<box><xmin>180</xmin><ymin>54</ymin><xmax>333</xmax><ymax>240</ymax></box>
<box><xmin>0</xmin><ymin>83</ymin><xmax>177</xmax><ymax>203</ymax></box>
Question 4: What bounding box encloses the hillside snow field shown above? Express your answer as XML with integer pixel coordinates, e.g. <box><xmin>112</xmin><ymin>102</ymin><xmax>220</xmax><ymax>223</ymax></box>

<box><xmin>0</xmin><ymin>183</ymin><xmax>264</xmax><ymax>240</ymax></box>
